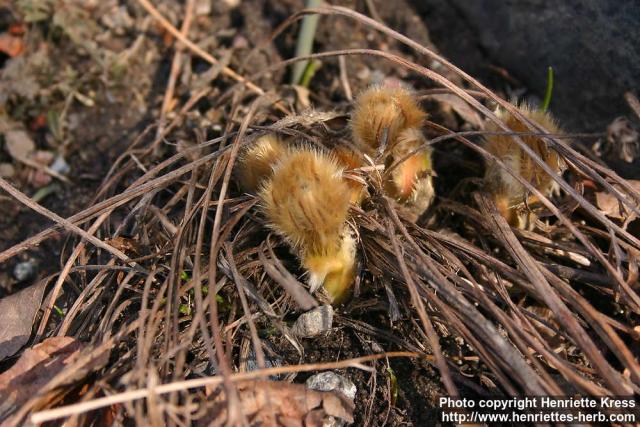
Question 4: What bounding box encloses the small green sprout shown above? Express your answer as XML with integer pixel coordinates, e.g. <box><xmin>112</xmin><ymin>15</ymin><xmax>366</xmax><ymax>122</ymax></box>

<box><xmin>386</xmin><ymin>367</ymin><xmax>399</xmax><ymax>406</ymax></box>
<box><xmin>541</xmin><ymin>66</ymin><xmax>554</xmax><ymax>112</ymax></box>
<box><xmin>53</xmin><ymin>305</ymin><xmax>65</xmax><ymax>317</ymax></box>
<box><xmin>291</xmin><ymin>0</ymin><xmax>322</xmax><ymax>85</ymax></box>
<box><xmin>300</xmin><ymin>59</ymin><xmax>322</xmax><ymax>88</ymax></box>
<box><xmin>179</xmin><ymin>304</ymin><xmax>191</xmax><ymax>316</ymax></box>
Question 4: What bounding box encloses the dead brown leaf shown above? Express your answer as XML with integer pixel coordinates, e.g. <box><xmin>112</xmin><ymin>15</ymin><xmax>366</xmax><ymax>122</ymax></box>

<box><xmin>426</xmin><ymin>93</ymin><xmax>484</xmax><ymax>128</ymax></box>
<box><xmin>104</xmin><ymin>236</ymin><xmax>141</xmax><ymax>255</ymax></box>
<box><xmin>4</xmin><ymin>129</ymin><xmax>35</xmax><ymax>161</ymax></box>
<box><xmin>596</xmin><ymin>191</ymin><xmax>625</xmax><ymax>220</ymax></box>
<box><xmin>595</xmin><ymin>180</ymin><xmax>640</xmax><ymax>221</ymax></box>
<box><xmin>0</xmin><ymin>337</ymin><xmax>82</xmax><ymax>417</ymax></box>
<box><xmin>0</xmin><ymin>280</ymin><xmax>47</xmax><ymax>361</ymax></box>
<box><xmin>0</xmin><ymin>162</ymin><xmax>15</xmax><ymax>178</ymax></box>
<box><xmin>202</xmin><ymin>380</ymin><xmax>354</xmax><ymax>426</ymax></box>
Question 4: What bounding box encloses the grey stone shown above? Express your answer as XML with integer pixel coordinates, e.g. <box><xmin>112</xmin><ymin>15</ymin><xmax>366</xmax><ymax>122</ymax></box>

<box><xmin>306</xmin><ymin>371</ymin><xmax>357</xmax><ymax>401</ymax></box>
<box><xmin>50</xmin><ymin>155</ymin><xmax>70</xmax><ymax>175</ymax></box>
<box><xmin>13</xmin><ymin>260</ymin><xmax>37</xmax><ymax>282</ymax></box>
<box><xmin>291</xmin><ymin>305</ymin><xmax>333</xmax><ymax>338</ymax></box>
<box><xmin>415</xmin><ymin>0</ymin><xmax>640</xmax><ymax>131</ymax></box>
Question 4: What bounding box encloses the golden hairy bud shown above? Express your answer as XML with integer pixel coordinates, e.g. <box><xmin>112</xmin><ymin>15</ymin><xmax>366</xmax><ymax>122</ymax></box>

<box><xmin>260</xmin><ymin>147</ymin><xmax>350</xmax><ymax>254</ymax></box>
<box><xmin>351</xmin><ymin>85</ymin><xmax>426</xmax><ymax>155</ymax></box>
<box><xmin>236</xmin><ymin>134</ymin><xmax>286</xmax><ymax>193</ymax></box>
<box><xmin>259</xmin><ymin>147</ymin><xmax>357</xmax><ymax>302</ymax></box>
<box><xmin>483</xmin><ymin>104</ymin><xmax>567</xmax><ymax>228</ymax></box>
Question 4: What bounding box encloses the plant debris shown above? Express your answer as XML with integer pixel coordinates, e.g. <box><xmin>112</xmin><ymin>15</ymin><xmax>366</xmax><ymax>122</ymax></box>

<box><xmin>0</xmin><ymin>280</ymin><xmax>46</xmax><ymax>360</ymax></box>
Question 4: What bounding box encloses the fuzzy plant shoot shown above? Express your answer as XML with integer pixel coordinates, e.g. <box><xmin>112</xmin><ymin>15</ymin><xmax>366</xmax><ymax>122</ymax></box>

<box><xmin>236</xmin><ymin>134</ymin><xmax>286</xmax><ymax>193</ymax></box>
<box><xmin>351</xmin><ymin>84</ymin><xmax>435</xmax><ymax>219</ymax></box>
<box><xmin>483</xmin><ymin>104</ymin><xmax>566</xmax><ymax>229</ymax></box>
<box><xmin>259</xmin><ymin>147</ymin><xmax>357</xmax><ymax>303</ymax></box>
<box><xmin>351</xmin><ymin>85</ymin><xmax>426</xmax><ymax>156</ymax></box>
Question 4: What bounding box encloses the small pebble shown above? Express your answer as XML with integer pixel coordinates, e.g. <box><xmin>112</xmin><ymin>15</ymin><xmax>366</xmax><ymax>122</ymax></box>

<box><xmin>50</xmin><ymin>155</ymin><xmax>70</xmax><ymax>175</ymax></box>
<box><xmin>306</xmin><ymin>371</ymin><xmax>357</xmax><ymax>401</ymax></box>
<box><xmin>291</xmin><ymin>305</ymin><xmax>333</xmax><ymax>338</ymax></box>
<box><xmin>13</xmin><ymin>260</ymin><xmax>37</xmax><ymax>282</ymax></box>
<box><xmin>318</xmin><ymin>416</ymin><xmax>345</xmax><ymax>427</ymax></box>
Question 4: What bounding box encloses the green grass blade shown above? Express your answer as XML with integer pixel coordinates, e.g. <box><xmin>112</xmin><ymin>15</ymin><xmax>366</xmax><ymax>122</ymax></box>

<box><xmin>291</xmin><ymin>0</ymin><xmax>322</xmax><ymax>85</ymax></box>
<box><xmin>541</xmin><ymin>66</ymin><xmax>554</xmax><ymax>111</ymax></box>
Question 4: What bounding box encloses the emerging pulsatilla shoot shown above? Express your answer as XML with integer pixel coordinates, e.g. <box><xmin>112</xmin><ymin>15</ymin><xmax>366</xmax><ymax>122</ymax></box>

<box><xmin>352</xmin><ymin>84</ymin><xmax>434</xmax><ymax>219</ymax></box>
<box><xmin>260</xmin><ymin>147</ymin><xmax>356</xmax><ymax>302</ymax></box>
<box><xmin>483</xmin><ymin>104</ymin><xmax>566</xmax><ymax>229</ymax></box>
<box><xmin>236</xmin><ymin>134</ymin><xmax>286</xmax><ymax>193</ymax></box>
<box><xmin>384</xmin><ymin>128</ymin><xmax>435</xmax><ymax>220</ymax></box>
<box><xmin>351</xmin><ymin>85</ymin><xmax>426</xmax><ymax>155</ymax></box>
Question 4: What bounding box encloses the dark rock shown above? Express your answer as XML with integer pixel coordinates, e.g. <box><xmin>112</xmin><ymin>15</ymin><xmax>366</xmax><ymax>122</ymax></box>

<box><xmin>414</xmin><ymin>0</ymin><xmax>640</xmax><ymax>131</ymax></box>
